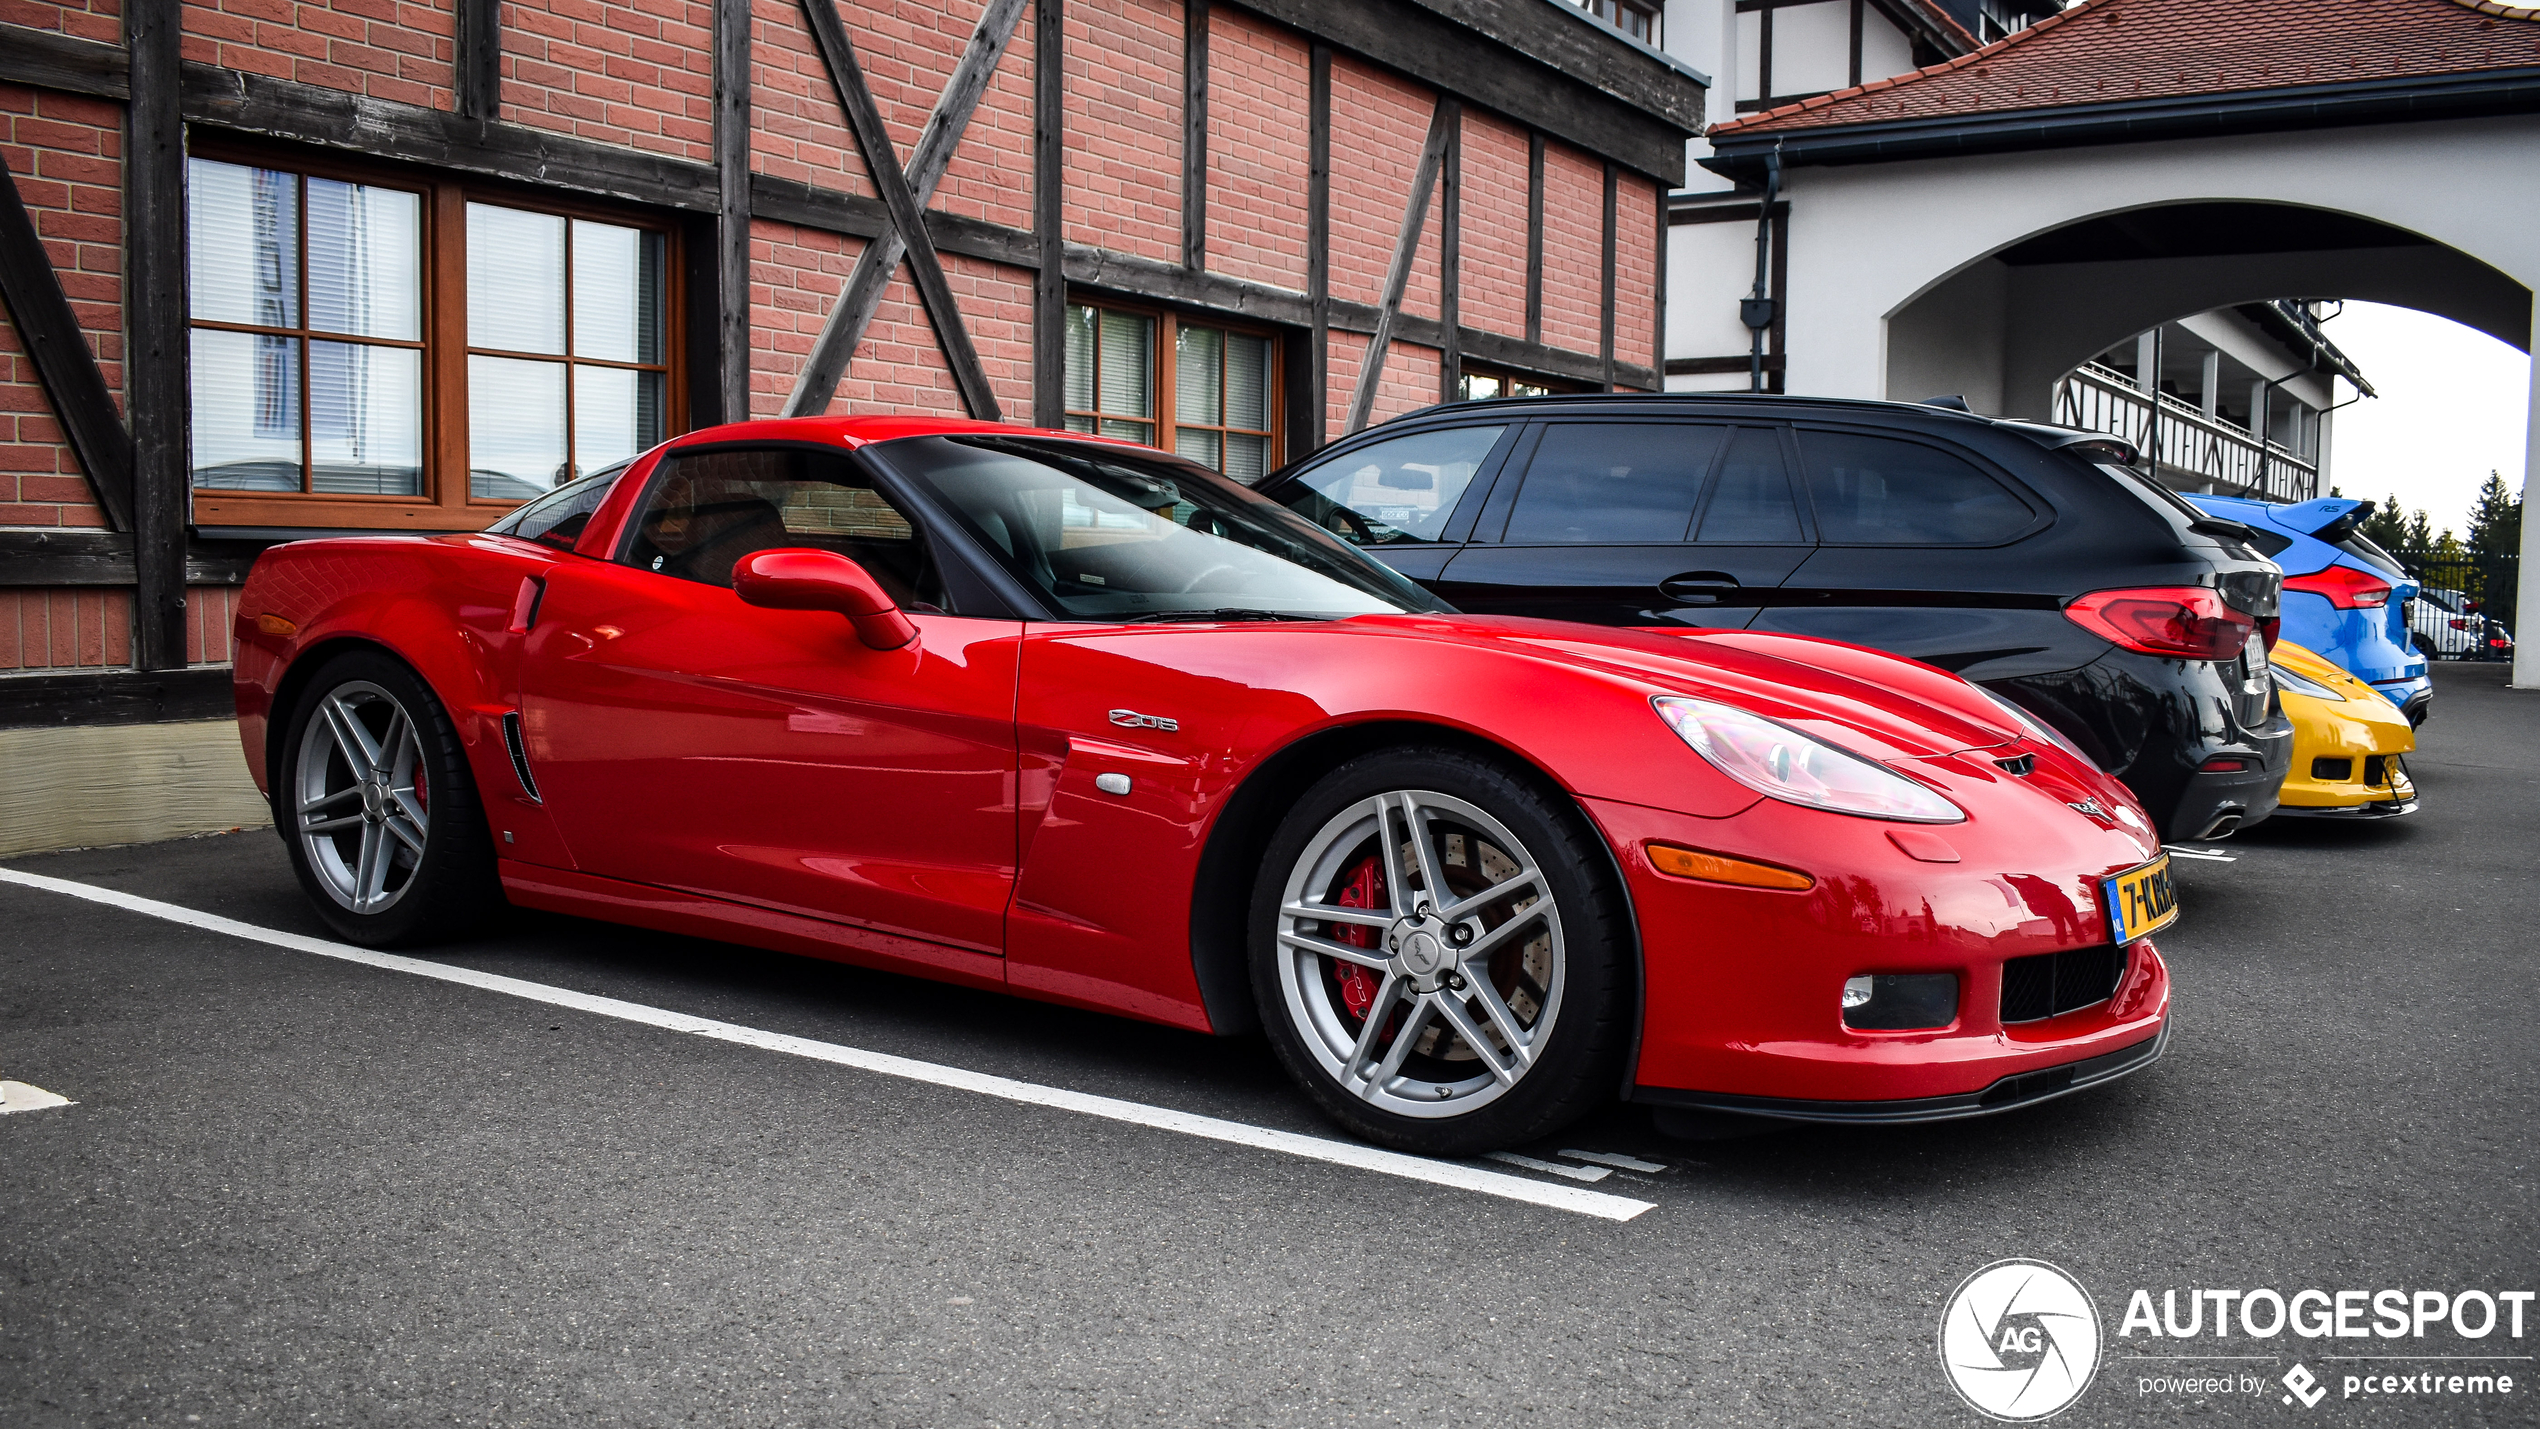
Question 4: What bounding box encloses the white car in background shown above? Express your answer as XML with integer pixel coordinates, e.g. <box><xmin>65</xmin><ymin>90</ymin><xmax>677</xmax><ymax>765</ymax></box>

<box><xmin>2407</xmin><ymin>587</ymin><xmax>2483</xmax><ymax>659</ymax></box>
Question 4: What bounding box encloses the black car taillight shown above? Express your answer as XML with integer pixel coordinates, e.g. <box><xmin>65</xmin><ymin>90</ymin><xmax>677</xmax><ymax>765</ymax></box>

<box><xmin>2063</xmin><ymin>587</ymin><xmax>2256</xmax><ymax>660</ymax></box>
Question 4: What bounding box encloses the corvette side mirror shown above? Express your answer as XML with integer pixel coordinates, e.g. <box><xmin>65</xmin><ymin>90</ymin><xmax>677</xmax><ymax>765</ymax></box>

<box><xmin>733</xmin><ymin>548</ymin><xmax>918</xmax><ymax>650</ymax></box>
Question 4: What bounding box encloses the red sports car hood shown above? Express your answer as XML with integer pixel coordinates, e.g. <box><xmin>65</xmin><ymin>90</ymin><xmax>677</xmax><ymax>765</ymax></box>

<box><xmin>1355</xmin><ymin>614</ymin><xmax>2022</xmax><ymax>762</ymax></box>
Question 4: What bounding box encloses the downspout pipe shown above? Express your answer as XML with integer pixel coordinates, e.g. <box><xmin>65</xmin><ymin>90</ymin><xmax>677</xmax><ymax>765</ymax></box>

<box><xmin>1744</xmin><ymin>145</ymin><xmax>1781</xmax><ymax>394</ymax></box>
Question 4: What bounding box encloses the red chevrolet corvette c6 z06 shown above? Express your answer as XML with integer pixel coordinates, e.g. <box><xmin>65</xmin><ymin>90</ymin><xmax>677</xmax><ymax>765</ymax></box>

<box><xmin>232</xmin><ymin>417</ymin><xmax>2173</xmax><ymax>1154</ymax></box>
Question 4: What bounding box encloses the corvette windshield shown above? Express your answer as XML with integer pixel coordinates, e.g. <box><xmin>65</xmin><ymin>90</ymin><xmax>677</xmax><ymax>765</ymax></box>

<box><xmin>875</xmin><ymin>435</ymin><xmax>1447</xmax><ymax>621</ymax></box>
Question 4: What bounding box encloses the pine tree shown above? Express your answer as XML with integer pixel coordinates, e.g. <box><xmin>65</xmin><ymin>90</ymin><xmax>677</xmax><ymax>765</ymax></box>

<box><xmin>2465</xmin><ymin>470</ymin><xmax>2523</xmax><ymax>559</ymax></box>
<box><xmin>2406</xmin><ymin>509</ymin><xmax>2435</xmax><ymax>551</ymax></box>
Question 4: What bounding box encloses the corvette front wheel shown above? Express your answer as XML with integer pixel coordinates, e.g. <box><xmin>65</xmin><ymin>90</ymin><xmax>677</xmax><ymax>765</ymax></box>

<box><xmin>1249</xmin><ymin>748</ymin><xmax>1631</xmax><ymax>1156</ymax></box>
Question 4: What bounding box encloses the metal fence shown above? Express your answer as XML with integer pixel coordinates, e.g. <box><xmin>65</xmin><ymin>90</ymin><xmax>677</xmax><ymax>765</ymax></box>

<box><xmin>2389</xmin><ymin>548</ymin><xmax>2519</xmax><ymax>650</ymax></box>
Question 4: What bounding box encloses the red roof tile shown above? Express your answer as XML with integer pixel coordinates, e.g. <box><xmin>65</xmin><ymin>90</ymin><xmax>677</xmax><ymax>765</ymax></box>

<box><xmin>1713</xmin><ymin>0</ymin><xmax>2540</xmax><ymax>137</ymax></box>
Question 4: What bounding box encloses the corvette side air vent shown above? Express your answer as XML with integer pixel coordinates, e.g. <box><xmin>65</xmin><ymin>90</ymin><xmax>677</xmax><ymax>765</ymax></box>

<box><xmin>501</xmin><ymin>711</ymin><xmax>542</xmax><ymax>802</ymax></box>
<box><xmin>1994</xmin><ymin>754</ymin><xmax>2035</xmax><ymax>776</ymax></box>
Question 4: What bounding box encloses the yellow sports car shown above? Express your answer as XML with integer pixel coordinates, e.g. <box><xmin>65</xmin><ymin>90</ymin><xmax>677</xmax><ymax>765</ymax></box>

<box><xmin>2270</xmin><ymin>640</ymin><xmax>2418</xmax><ymax>820</ymax></box>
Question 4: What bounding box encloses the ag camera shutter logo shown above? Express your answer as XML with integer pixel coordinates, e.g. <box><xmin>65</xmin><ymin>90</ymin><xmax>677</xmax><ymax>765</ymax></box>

<box><xmin>1939</xmin><ymin>1259</ymin><xmax>2104</xmax><ymax>1421</ymax></box>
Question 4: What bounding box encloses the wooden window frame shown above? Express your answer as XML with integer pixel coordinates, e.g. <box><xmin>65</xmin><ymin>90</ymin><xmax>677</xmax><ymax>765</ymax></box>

<box><xmin>1063</xmin><ymin>296</ymin><xmax>1284</xmax><ymax>476</ymax></box>
<box><xmin>185</xmin><ymin>136</ymin><xmax>687</xmax><ymax>533</ymax></box>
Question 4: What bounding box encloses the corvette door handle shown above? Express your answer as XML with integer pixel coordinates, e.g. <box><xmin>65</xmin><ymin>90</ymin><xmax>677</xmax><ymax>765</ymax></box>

<box><xmin>1658</xmin><ymin>572</ymin><xmax>1741</xmax><ymax>601</ymax></box>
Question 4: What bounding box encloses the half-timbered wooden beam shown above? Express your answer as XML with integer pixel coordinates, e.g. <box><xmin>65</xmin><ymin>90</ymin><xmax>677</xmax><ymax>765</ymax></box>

<box><xmin>1343</xmin><ymin>97</ymin><xmax>1454</xmax><ymax>436</ymax></box>
<box><xmin>792</xmin><ymin>0</ymin><xmax>1004</xmax><ymax>420</ymax></box>
<box><xmin>1524</xmin><ymin>132</ymin><xmax>1544</xmax><ymax>347</ymax></box>
<box><xmin>0</xmin><ymin>154</ymin><xmax>134</xmax><ymax>531</ymax></box>
<box><xmin>127</xmin><ymin>0</ymin><xmax>188</xmax><ymax>671</ymax></box>
<box><xmin>1436</xmin><ymin>106</ymin><xmax>1461</xmax><ymax>405</ymax></box>
<box><xmin>713</xmin><ymin>0</ymin><xmax>750</xmax><ymax>423</ymax></box>
<box><xmin>1599</xmin><ymin>159</ymin><xmax>1616</xmax><ymax>392</ymax></box>
<box><xmin>1651</xmin><ymin>180</ymin><xmax>1667</xmax><ymax>395</ymax></box>
<box><xmin>1304</xmin><ymin>42</ymin><xmax>1330</xmax><ymax>454</ymax></box>
<box><xmin>457</xmin><ymin>0</ymin><xmax>500</xmax><ymax>121</ymax></box>
<box><xmin>1183</xmin><ymin>0</ymin><xmax>1208</xmax><ymax>272</ymax></box>
<box><xmin>1032</xmin><ymin>0</ymin><xmax>1065</xmax><ymax>428</ymax></box>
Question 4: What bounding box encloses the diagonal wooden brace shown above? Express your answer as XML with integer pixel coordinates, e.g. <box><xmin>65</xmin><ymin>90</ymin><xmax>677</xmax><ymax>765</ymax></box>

<box><xmin>0</xmin><ymin>153</ymin><xmax>135</xmax><ymax>531</ymax></box>
<box><xmin>785</xmin><ymin>0</ymin><xmax>1025</xmax><ymax>421</ymax></box>
<box><xmin>1344</xmin><ymin>98</ymin><xmax>1457</xmax><ymax>436</ymax></box>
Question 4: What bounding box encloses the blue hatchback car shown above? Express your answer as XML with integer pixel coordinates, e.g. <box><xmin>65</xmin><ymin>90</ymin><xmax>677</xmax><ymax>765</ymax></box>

<box><xmin>2188</xmin><ymin>494</ymin><xmax>2431</xmax><ymax>724</ymax></box>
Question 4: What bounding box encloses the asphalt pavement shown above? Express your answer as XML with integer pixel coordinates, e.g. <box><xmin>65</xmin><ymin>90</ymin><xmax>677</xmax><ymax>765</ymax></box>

<box><xmin>3</xmin><ymin>662</ymin><xmax>2534</xmax><ymax>1427</ymax></box>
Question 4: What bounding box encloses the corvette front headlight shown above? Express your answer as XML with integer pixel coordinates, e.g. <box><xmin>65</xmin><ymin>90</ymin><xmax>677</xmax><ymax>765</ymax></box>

<box><xmin>1654</xmin><ymin>696</ymin><xmax>1965</xmax><ymax>824</ymax></box>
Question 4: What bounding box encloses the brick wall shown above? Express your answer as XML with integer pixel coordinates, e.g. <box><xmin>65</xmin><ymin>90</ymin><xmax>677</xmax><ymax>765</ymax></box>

<box><xmin>751</xmin><ymin>0</ymin><xmax>867</xmax><ymax>198</ymax></box>
<box><xmin>0</xmin><ymin>588</ymin><xmax>129</xmax><ymax>669</ymax></box>
<box><xmin>0</xmin><ymin>0</ymin><xmax>122</xmax><ymax>43</ymax></box>
<box><xmin>1202</xmin><ymin>7</ymin><xmax>1307</xmax><ymax>292</ymax></box>
<box><xmin>0</xmin><ymin>83</ymin><xmax>120</xmax><ymax>531</ymax></box>
<box><xmin>748</xmin><ymin>217</ymin><xmax>1033</xmax><ymax>419</ymax></box>
<box><xmin>1456</xmin><ymin>108</ymin><xmax>1528</xmax><ymax>341</ymax></box>
<box><xmin>1612</xmin><ymin>169</ymin><xmax>1656</xmax><ymax>375</ymax></box>
<box><xmin>1062</xmin><ymin>0</ymin><xmax>1181</xmax><ymax>266</ymax></box>
<box><xmin>1326</xmin><ymin>56</ymin><xmax>1437</xmax><ymax>320</ymax></box>
<box><xmin>500</xmin><ymin>0</ymin><xmax>711</xmax><ymax>161</ymax></box>
<box><xmin>0</xmin><ymin>587</ymin><xmax>239</xmax><ymax>670</ymax></box>
<box><xmin>1536</xmin><ymin>141</ymin><xmax>1603</xmax><ymax>362</ymax></box>
<box><xmin>181</xmin><ymin>0</ymin><xmax>455</xmax><ymax>110</ymax></box>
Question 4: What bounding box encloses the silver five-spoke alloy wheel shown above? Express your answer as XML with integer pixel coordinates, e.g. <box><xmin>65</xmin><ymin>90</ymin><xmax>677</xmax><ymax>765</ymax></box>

<box><xmin>1274</xmin><ymin>789</ymin><xmax>1564</xmax><ymax>1119</ymax></box>
<box><xmin>294</xmin><ymin>680</ymin><xmax>430</xmax><ymax>914</ymax></box>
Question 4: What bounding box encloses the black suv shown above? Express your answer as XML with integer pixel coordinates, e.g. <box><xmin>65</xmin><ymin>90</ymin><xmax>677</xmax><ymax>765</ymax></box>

<box><xmin>1258</xmin><ymin>393</ymin><xmax>2290</xmax><ymax>841</ymax></box>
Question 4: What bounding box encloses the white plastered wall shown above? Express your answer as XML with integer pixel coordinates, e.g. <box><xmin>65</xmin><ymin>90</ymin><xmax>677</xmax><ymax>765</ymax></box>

<box><xmin>1753</xmin><ymin>114</ymin><xmax>2536</xmax><ymax>682</ymax></box>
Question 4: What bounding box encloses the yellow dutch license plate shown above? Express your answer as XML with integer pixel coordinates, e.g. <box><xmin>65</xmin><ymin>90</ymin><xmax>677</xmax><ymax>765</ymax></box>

<box><xmin>2104</xmin><ymin>855</ymin><xmax>2179</xmax><ymax>944</ymax></box>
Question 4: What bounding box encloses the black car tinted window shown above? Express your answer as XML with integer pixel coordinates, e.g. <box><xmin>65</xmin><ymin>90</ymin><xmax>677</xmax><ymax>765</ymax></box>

<box><xmin>1799</xmin><ymin>431</ymin><xmax>2033</xmax><ymax>545</ymax></box>
<box><xmin>1273</xmin><ymin>425</ymin><xmax>1505</xmax><ymax>544</ymax></box>
<box><xmin>1503</xmin><ymin>423</ymin><xmax>1723</xmax><ymax>544</ymax></box>
<box><xmin>1693</xmin><ymin>427</ymin><xmax>1802</xmax><ymax>542</ymax></box>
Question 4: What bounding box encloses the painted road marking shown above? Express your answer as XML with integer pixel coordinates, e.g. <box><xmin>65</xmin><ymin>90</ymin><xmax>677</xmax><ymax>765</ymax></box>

<box><xmin>1560</xmin><ymin>1149</ymin><xmax>1667</xmax><ymax>1173</ymax></box>
<box><xmin>2163</xmin><ymin>845</ymin><xmax>2239</xmax><ymax>862</ymax></box>
<box><xmin>0</xmin><ymin>1080</ymin><xmax>73</xmax><ymax>1114</ymax></box>
<box><xmin>1485</xmin><ymin>1150</ymin><xmax>1613</xmax><ymax>1183</ymax></box>
<box><xmin>0</xmin><ymin>868</ymin><xmax>1655</xmax><ymax>1222</ymax></box>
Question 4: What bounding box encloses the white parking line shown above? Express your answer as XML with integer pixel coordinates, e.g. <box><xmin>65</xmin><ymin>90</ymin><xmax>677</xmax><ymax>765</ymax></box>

<box><xmin>2162</xmin><ymin>846</ymin><xmax>2240</xmax><ymax>862</ymax></box>
<box><xmin>0</xmin><ymin>868</ymin><xmax>1655</xmax><ymax>1222</ymax></box>
<box><xmin>0</xmin><ymin>1080</ymin><xmax>74</xmax><ymax>1114</ymax></box>
<box><xmin>1485</xmin><ymin>1150</ymin><xmax>1613</xmax><ymax>1183</ymax></box>
<box><xmin>1560</xmin><ymin>1149</ymin><xmax>1668</xmax><ymax>1174</ymax></box>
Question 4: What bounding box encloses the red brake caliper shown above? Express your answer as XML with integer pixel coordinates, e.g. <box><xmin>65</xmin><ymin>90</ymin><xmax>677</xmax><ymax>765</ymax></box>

<box><xmin>1331</xmin><ymin>855</ymin><xmax>1384</xmax><ymax>1020</ymax></box>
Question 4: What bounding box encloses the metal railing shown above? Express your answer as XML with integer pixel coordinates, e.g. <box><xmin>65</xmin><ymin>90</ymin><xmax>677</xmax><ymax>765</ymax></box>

<box><xmin>2391</xmin><ymin>548</ymin><xmax>2519</xmax><ymax>643</ymax></box>
<box><xmin>2053</xmin><ymin>362</ymin><xmax>2320</xmax><ymax>503</ymax></box>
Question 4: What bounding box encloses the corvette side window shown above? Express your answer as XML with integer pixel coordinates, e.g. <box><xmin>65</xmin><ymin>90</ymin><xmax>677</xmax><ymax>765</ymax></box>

<box><xmin>620</xmin><ymin>447</ymin><xmax>946</xmax><ymax>610</ymax></box>
<box><xmin>485</xmin><ymin>462</ymin><xmax>625</xmax><ymax>550</ymax></box>
<box><xmin>1272</xmin><ymin>425</ymin><xmax>1506</xmax><ymax>545</ymax></box>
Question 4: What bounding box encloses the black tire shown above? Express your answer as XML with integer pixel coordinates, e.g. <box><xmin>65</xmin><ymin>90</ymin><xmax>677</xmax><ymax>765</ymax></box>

<box><xmin>1247</xmin><ymin>746</ymin><xmax>1633</xmax><ymax>1156</ymax></box>
<box><xmin>275</xmin><ymin>649</ymin><xmax>503</xmax><ymax>946</ymax></box>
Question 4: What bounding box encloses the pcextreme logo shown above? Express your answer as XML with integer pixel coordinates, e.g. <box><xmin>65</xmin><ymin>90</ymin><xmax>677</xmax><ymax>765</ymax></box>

<box><xmin>1940</xmin><ymin>1259</ymin><xmax>2104</xmax><ymax>1421</ymax></box>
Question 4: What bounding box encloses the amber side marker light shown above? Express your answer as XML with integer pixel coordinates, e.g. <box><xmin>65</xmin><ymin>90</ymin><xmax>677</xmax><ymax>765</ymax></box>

<box><xmin>254</xmin><ymin>613</ymin><xmax>297</xmax><ymax>636</ymax></box>
<box><xmin>1645</xmin><ymin>842</ymin><xmax>1815</xmax><ymax>891</ymax></box>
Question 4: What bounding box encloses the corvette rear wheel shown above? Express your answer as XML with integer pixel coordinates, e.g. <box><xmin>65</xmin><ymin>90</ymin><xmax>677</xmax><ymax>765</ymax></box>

<box><xmin>1250</xmin><ymin>748</ymin><xmax>1630</xmax><ymax>1155</ymax></box>
<box><xmin>279</xmin><ymin>651</ymin><xmax>501</xmax><ymax>946</ymax></box>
